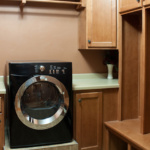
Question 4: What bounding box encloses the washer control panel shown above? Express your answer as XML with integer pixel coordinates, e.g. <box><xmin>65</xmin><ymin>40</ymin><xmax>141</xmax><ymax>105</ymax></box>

<box><xmin>49</xmin><ymin>65</ymin><xmax>67</xmax><ymax>75</ymax></box>
<box><xmin>34</xmin><ymin>64</ymin><xmax>67</xmax><ymax>74</ymax></box>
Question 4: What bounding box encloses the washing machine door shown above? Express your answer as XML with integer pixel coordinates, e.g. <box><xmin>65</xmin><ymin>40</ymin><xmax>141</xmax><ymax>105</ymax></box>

<box><xmin>15</xmin><ymin>75</ymin><xmax>69</xmax><ymax>130</ymax></box>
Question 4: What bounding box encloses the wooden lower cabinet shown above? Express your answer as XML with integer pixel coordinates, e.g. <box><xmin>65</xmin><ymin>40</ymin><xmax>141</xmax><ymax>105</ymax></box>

<box><xmin>73</xmin><ymin>89</ymin><xmax>119</xmax><ymax>150</ymax></box>
<box><xmin>0</xmin><ymin>114</ymin><xmax>4</xmax><ymax>150</ymax></box>
<box><xmin>75</xmin><ymin>92</ymin><xmax>102</xmax><ymax>150</ymax></box>
<box><xmin>0</xmin><ymin>95</ymin><xmax>4</xmax><ymax>150</ymax></box>
<box><xmin>74</xmin><ymin>89</ymin><xmax>119</xmax><ymax>150</ymax></box>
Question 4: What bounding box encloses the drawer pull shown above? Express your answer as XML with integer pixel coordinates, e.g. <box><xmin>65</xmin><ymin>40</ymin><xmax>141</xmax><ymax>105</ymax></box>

<box><xmin>88</xmin><ymin>40</ymin><xmax>91</xmax><ymax>44</ymax></box>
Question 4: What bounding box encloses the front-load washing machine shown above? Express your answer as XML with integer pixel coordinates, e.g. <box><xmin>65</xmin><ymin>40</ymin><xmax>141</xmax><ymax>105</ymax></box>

<box><xmin>7</xmin><ymin>61</ymin><xmax>73</xmax><ymax>148</ymax></box>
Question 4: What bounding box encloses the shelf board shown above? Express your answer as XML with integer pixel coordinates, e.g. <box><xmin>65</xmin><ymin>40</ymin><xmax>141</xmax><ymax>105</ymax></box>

<box><xmin>8</xmin><ymin>0</ymin><xmax>83</xmax><ymax>6</ymax></box>
<box><xmin>2</xmin><ymin>0</ymin><xmax>85</xmax><ymax>10</ymax></box>
<box><xmin>21</xmin><ymin>0</ymin><xmax>82</xmax><ymax>5</ymax></box>
<box><xmin>13</xmin><ymin>0</ymin><xmax>85</xmax><ymax>10</ymax></box>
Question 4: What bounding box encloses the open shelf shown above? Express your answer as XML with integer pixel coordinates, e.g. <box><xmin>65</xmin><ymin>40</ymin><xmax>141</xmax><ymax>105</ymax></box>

<box><xmin>1</xmin><ymin>0</ymin><xmax>85</xmax><ymax>10</ymax></box>
<box><xmin>8</xmin><ymin>0</ymin><xmax>86</xmax><ymax>9</ymax></box>
<box><xmin>20</xmin><ymin>0</ymin><xmax>82</xmax><ymax>5</ymax></box>
<box><xmin>121</xmin><ymin>10</ymin><xmax>142</xmax><ymax>120</ymax></box>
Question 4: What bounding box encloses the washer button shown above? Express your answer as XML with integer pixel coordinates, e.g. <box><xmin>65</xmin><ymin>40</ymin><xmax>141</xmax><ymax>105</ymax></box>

<box><xmin>40</xmin><ymin>65</ymin><xmax>45</xmax><ymax>72</ymax></box>
<box><xmin>56</xmin><ymin>70</ymin><xmax>59</xmax><ymax>74</ymax></box>
<box><xmin>49</xmin><ymin>70</ymin><xmax>52</xmax><ymax>74</ymax></box>
<box><xmin>62</xmin><ymin>69</ymin><xmax>65</xmax><ymax>74</ymax></box>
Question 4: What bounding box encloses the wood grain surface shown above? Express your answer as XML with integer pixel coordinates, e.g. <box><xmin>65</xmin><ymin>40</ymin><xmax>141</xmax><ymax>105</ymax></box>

<box><xmin>75</xmin><ymin>92</ymin><xmax>102</xmax><ymax>150</ymax></box>
<box><xmin>142</xmin><ymin>8</ymin><xmax>150</xmax><ymax>134</ymax></box>
<box><xmin>105</xmin><ymin>119</ymin><xmax>150</xmax><ymax>150</ymax></box>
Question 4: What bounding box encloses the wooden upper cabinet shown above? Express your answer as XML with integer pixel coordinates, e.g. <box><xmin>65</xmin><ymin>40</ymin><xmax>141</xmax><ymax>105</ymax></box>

<box><xmin>88</xmin><ymin>0</ymin><xmax>117</xmax><ymax>48</ymax></box>
<box><xmin>79</xmin><ymin>0</ymin><xmax>117</xmax><ymax>49</ymax></box>
<box><xmin>75</xmin><ymin>92</ymin><xmax>102</xmax><ymax>150</ymax></box>
<box><xmin>143</xmin><ymin>0</ymin><xmax>150</xmax><ymax>6</ymax></box>
<box><xmin>119</xmin><ymin>0</ymin><xmax>142</xmax><ymax>13</ymax></box>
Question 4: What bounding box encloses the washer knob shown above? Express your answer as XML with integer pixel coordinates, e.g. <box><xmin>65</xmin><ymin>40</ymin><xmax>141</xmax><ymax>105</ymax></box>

<box><xmin>40</xmin><ymin>65</ymin><xmax>45</xmax><ymax>72</ymax></box>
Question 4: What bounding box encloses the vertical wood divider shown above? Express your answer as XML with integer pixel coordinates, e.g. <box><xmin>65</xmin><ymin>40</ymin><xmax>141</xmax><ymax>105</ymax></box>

<box><xmin>105</xmin><ymin>129</ymin><xmax>110</xmax><ymax>150</ymax></box>
<box><xmin>127</xmin><ymin>144</ymin><xmax>132</xmax><ymax>150</ymax></box>
<box><xmin>118</xmin><ymin>13</ymin><xmax>123</xmax><ymax>121</ymax></box>
<box><xmin>140</xmin><ymin>8</ymin><xmax>146</xmax><ymax>134</ymax></box>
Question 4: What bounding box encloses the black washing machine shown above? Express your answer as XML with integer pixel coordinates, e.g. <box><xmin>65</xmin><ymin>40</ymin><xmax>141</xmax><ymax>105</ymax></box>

<box><xmin>7</xmin><ymin>61</ymin><xmax>73</xmax><ymax>148</ymax></box>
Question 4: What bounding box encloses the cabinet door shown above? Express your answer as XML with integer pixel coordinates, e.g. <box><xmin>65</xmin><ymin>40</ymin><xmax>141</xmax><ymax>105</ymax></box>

<box><xmin>143</xmin><ymin>0</ymin><xmax>150</xmax><ymax>6</ymax></box>
<box><xmin>88</xmin><ymin>0</ymin><xmax>117</xmax><ymax>48</ymax></box>
<box><xmin>0</xmin><ymin>96</ymin><xmax>4</xmax><ymax>150</ymax></box>
<box><xmin>75</xmin><ymin>92</ymin><xmax>102</xmax><ymax>150</ymax></box>
<box><xmin>0</xmin><ymin>114</ymin><xmax>4</xmax><ymax>150</ymax></box>
<box><xmin>119</xmin><ymin>0</ymin><xmax>142</xmax><ymax>12</ymax></box>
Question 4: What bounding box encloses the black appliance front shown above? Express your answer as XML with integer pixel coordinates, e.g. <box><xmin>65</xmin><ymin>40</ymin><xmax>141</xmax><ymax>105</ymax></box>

<box><xmin>7</xmin><ymin>62</ymin><xmax>73</xmax><ymax>148</ymax></box>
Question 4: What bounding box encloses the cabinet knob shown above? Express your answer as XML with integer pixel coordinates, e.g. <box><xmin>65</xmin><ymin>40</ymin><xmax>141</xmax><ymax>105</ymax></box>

<box><xmin>78</xmin><ymin>99</ymin><xmax>82</xmax><ymax>102</ymax></box>
<box><xmin>88</xmin><ymin>40</ymin><xmax>91</xmax><ymax>44</ymax></box>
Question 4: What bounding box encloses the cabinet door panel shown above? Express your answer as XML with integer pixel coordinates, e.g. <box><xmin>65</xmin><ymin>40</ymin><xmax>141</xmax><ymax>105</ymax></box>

<box><xmin>76</xmin><ymin>92</ymin><xmax>102</xmax><ymax>150</ymax></box>
<box><xmin>0</xmin><ymin>114</ymin><xmax>4</xmax><ymax>150</ymax></box>
<box><xmin>0</xmin><ymin>95</ymin><xmax>4</xmax><ymax>150</ymax></box>
<box><xmin>88</xmin><ymin>0</ymin><xmax>117</xmax><ymax>48</ymax></box>
<box><xmin>119</xmin><ymin>0</ymin><xmax>142</xmax><ymax>12</ymax></box>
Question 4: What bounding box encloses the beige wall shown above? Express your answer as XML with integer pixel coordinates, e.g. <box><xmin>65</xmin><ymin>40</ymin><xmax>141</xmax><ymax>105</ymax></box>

<box><xmin>0</xmin><ymin>3</ymin><xmax>107</xmax><ymax>75</ymax></box>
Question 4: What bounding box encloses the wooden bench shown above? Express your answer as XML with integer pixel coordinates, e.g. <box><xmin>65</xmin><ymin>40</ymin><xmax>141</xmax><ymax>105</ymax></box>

<box><xmin>105</xmin><ymin>119</ymin><xmax>150</xmax><ymax>150</ymax></box>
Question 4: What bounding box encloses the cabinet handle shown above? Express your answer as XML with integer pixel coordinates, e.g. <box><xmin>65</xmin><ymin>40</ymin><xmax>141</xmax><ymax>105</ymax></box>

<box><xmin>0</xmin><ymin>120</ymin><xmax>1</xmax><ymax>123</ymax></box>
<box><xmin>78</xmin><ymin>99</ymin><xmax>82</xmax><ymax>102</ymax></box>
<box><xmin>88</xmin><ymin>40</ymin><xmax>91</xmax><ymax>44</ymax></box>
<box><xmin>136</xmin><ymin>0</ymin><xmax>140</xmax><ymax>2</ymax></box>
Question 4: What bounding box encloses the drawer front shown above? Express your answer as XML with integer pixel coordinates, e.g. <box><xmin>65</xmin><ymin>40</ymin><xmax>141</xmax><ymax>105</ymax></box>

<box><xmin>0</xmin><ymin>97</ymin><xmax>1</xmax><ymax>113</ymax></box>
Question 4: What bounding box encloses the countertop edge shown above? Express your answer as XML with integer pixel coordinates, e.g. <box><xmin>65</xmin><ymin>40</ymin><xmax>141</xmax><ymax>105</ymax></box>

<box><xmin>0</xmin><ymin>76</ymin><xmax>6</xmax><ymax>94</ymax></box>
<box><xmin>73</xmin><ymin>85</ymin><xmax>119</xmax><ymax>91</ymax></box>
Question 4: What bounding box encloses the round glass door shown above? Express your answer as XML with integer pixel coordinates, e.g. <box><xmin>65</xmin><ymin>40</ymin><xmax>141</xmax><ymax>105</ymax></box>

<box><xmin>15</xmin><ymin>76</ymin><xmax>69</xmax><ymax>130</ymax></box>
